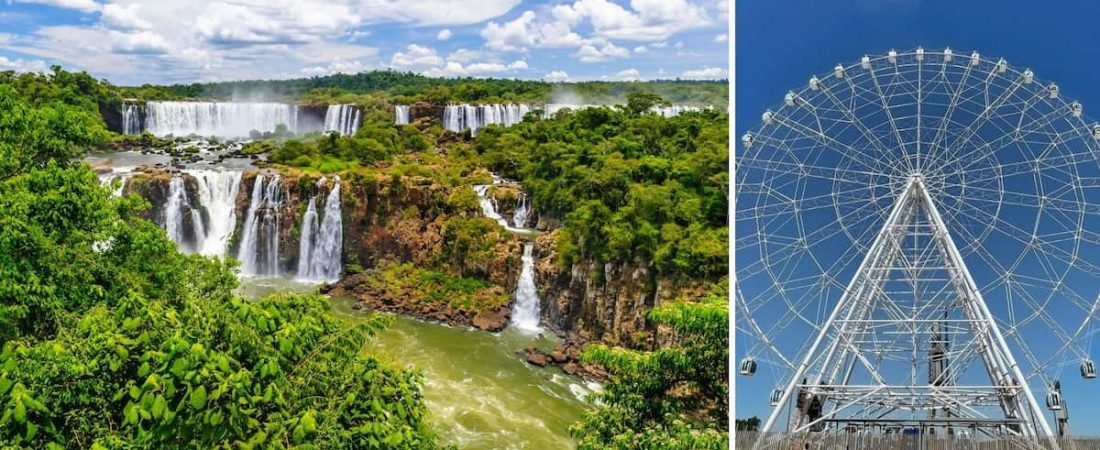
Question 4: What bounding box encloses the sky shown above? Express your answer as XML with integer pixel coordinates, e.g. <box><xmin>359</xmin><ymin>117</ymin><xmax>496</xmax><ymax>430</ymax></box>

<box><xmin>0</xmin><ymin>0</ymin><xmax>728</xmax><ymax>85</ymax></box>
<box><xmin>736</xmin><ymin>0</ymin><xmax>1100</xmax><ymax>433</ymax></box>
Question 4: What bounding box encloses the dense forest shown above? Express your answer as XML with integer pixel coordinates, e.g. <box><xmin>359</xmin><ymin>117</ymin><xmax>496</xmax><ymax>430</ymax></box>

<box><xmin>1</xmin><ymin>67</ymin><xmax>728</xmax><ymax>449</ymax></box>
<box><xmin>119</xmin><ymin>70</ymin><xmax>728</xmax><ymax>108</ymax></box>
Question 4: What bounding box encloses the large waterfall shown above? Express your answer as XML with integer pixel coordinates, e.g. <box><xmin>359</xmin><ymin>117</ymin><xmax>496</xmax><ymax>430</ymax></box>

<box><xmin>324</xmin><ymin>104</ymin><xmax>361</xmax><ymax>136</ymax></box>
<box><xmin>164</xmin><ymin>176</ymin><xmax>192</xmax><ymax>250</ymax></box>
<box><xmin>296</xmin><ymin>177</ymin><xmax>343</xmax><ymax>282</ymax></box>
<box><xmin>511</xmin><ymin>242</ymin><xmax>542</xmax><ymax>333</ymax></box>
<box><xmin>159</xmin><ymin>170</ymin><xmax>242</xmax><ymax>256</ymax></box>
<box><xmin>122</xmin><ymin>104</ymin><xmax>142</xmax><ymax>134</ymax></box>
<box><xmin>442</xmin><ymin>104</ymin><xmax>531</xmax><ymax>136</ymax></box>
<box><xmin>190</xmin><ymin>170</ymin><xmax>243</xmax><ymax>256</ymax></box>
<box><xmin>394</xmin><ymin>105</ymin><xmax>410</xmax><ymax>125</ymax></box>
<box><xmin>238</xmin><ymin>174</ymin><xmax>283</xmax><ymax>276</ymax></box>
<box><xmin>144</xmin><ymin>101</ymin><xmax>299</xmax><ymax>138</ymax></box>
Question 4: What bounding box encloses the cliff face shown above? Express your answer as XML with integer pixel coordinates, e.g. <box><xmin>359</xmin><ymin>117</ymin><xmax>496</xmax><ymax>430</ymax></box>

<box><xmin>531</xmin><ymin>230</ymin><xmax>710</xmax><ymax>349</ymax></box>
<box><xmin>122</xmin><ymin>168</ymin><xmax>699</xmax><ymax>349</ymax></box>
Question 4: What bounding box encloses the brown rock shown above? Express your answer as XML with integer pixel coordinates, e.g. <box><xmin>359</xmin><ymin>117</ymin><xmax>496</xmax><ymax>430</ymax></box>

<box><xmin>525</xmin><ymin>347</ymin><xmax>548</xmax><ymax>367</ymax></box>
<box><xmin>562</xmin><ymin>362</ymin><xmax>580</xmax><ymax>375</ymax></box>
<box><xmin>472</xmin><ymin>306</ymin><xmax>510</xmax><ymax>332</ymax></box>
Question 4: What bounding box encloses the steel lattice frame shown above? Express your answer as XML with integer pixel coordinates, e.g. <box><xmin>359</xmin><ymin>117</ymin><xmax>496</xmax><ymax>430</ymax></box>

<box><xmin>736</xmin><ymin>48</ymin><xmax>1100</xmax><ymax>444</ymax></box>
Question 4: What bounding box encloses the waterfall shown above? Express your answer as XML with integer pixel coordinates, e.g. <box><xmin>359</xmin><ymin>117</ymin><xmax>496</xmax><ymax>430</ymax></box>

<box><xmin>324</xmin><ymin>104</ymin><xmax>361</xmax><ymax>136</ymax></box>
<box><xmin>473</xmin><ymin>183</ymin><xmax>531</xmax><ymax>233</ymax></box>
<box><xmin>442</xmin><ymin>104</ymin><xmax>531</xmax><ymax>136</ymax></box>
<box><xmin>163</xmin><ymin>176</ymin><xmax>194</xmax><ymax>251</ymax></box>
<box><xmin>650</xmin><ymin>105</ymin><xmax>703</xmax><ymax>117</ymax></box>
<box><xmin>296</xmin><ymin>177</ymin><xmax>343</xmax><ymax>282</ymax></box>
<box><xmin>186</xmin><ymin>170</ymin><xmax>243</xmax><ymax>256</ymax></box>
<box><xmin>511</xmin><ymin>243</ymin><xmax>543</xmax><ymax>333</ymax></box>
<box><xmin>122</xmin><ymin>104</ymin><xmax>142</xmax><ymax>134</ymax></box>
<box><xmin>238</xmin><ymin>174</ymin><xmax>283</xmax><ymax>276</ymax></box>
<box><xmin>512</xmin><ymin>194</ymin><xmax>530</xmax><ymax>228</ymax></box>
<box><xmin>394</xmin><ymin>105</ymin><xmax>410</xmax><ymax>125</ymax></box>
<box><xmin>144</xmin><ymin>101</ymin><xmax>299</xmax><ymax>138</ymax></box>
<box><xmin>98</xmin><ymin>167</ymin><xmax>134</xmax><ymax>196</ymax></box>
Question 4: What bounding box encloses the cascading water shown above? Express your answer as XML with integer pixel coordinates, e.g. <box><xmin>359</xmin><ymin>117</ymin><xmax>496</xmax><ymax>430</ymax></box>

<box><xmin>394</xmin><ymin>105</ymin><xmax>410</xmax><ymax>125</ymax></box>
<box><xmin>144</xmin><ymin>101</ymin><xmax>299</xmax><ymax>138</ymax></box>
<box><xmin>512</xmin><ymin>194</ymin><xmax>530</xmax><ymax>229</ymax></box>
<box><xmin>442</xmin><ymin>104</ymin><xmax>531</xmax><ymax>135</ymax></box>
<box><xmin>511</xmin><ymin>242</ymin><xmax>543</xmax><ymax>333</ymax></box>
<box><xmin>98</xmin><ymin>167</ymin><xmax>135</xmax><ymax>196</ymax></box>
<box><xmin>297</xmin><ymin>177</ymin><xmax>343</xmax><ymax>282</ymax></box>
<box><xmin>122</xmin><ymin>104</ymin><xmax>142</xmax><ymax>134</ymax></box>
<box><xmin>187</xmin><ymin>170</ymin><xmax>242</xmax><ymax>256</ymax></box>
<box><xmin>238</xmin><ymin>174</ymin><xmax>283</xmax><ymax>276</ymax></box>
<box><xmin>163</xmin><ymin>176</ymin><xmax>194</xmax><ymax>251</ymax></box>
<box><xmin>473</xmin><ymin>182</ymin><xmax>531</xmax><ymax>233</ymax></box>
<box><xmin>324</xmin><ymin>104</ymin><xmax>361</xmax><ymax>136</ymax></box>
<box><xmin>651</xmin><ymin>105</ymin><xmax>704</xmax><ymax>117</ymax></box>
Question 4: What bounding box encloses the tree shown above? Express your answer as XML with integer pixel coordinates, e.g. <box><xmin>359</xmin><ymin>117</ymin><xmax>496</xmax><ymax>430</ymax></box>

<box><xmin>624</xmin><ymin>91</ymin><xmax>669</xmax><ymax>115</ymax></box>
<box><xmin>736</xmin><ymin>417</ymin><xmax>761</xmax><ymax>431</ymax></box>
<box><xmin>570</xmin><ymin>284</ymin><xmax>729</xmax><ymax>450</ymax></box>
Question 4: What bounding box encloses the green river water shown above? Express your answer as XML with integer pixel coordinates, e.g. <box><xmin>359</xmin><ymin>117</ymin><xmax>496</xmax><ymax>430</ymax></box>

<box><xmin>236</xmin><ymin>277</ymin><xmax>596</xmax><ymax>450</ymax></box>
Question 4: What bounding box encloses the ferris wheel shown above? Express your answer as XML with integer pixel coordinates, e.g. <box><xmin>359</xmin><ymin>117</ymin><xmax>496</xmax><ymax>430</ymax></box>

<box><xmin>735</xmin><ymin>47</ymin><xmax>1100</xmax><ymax>444</ymax></box>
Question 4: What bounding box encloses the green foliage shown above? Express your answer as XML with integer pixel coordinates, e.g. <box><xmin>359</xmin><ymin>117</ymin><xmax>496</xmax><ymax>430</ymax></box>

<box><xmin>475</xmin><ymin>98</ymin><xmax>729</xmax><ymax>278</ymax></box>
<box><xmin>439</xmin><ymin>217</ymin><xmax>506</xmax><ymax>277</ymax></box>
<box><xmin>116</xmin><ymin>70</ymin><xmax>728</xmax><ymax>108</ymax></box>
<box><xmin>361</xmin><ymin>262</ymin><xmax>508</xmax><ymax>312</ymax></box>
<box><xmin>0</xmin><ymin>83</ymin><xmax>444</xmax><ymax>449</ymax></box>
<box><xmin>570</xmin><ymin>285</ymin><xmax>729</xmax><ymax>450</ymax></box>
<box><xmin>0</xmin><ymin>85</ymin><xmax>110</xmax><ymax>179</ymax></box>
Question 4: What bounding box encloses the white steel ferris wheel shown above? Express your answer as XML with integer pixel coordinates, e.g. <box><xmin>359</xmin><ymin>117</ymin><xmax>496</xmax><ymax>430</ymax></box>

<box><xmin>736</xmin><ymin>47</ymin><xmax>1100</xmax><ymax>444</ymax></box>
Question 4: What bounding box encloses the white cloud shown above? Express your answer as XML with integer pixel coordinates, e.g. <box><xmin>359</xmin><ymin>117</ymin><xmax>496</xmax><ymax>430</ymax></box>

<box><xmin>633</xmin><ymin>46</ymin><xmax>648</xmax><ymax>53</ymax></box>
<box><xmin>300</xmin><ymin>57</ymin><xmax>368</xmax><ymax>77</ymax></box>
<box><xmin>390</xmin><ymin>44</ymin><xmax>445</xmax><ymax>70</ymax></box>
<box><xmin>681</xmin><ymin>66</ymin><xmax>726</xmax><ymax>79</ymax></box>
<box><xmin>10</xmin><ymin>0</ymin><xmax>99</xmax><ymax>13</ymax></box>
<box><xmin>0</xmin><ymin>55</ymin><xmax>49</xmax><ymax>72</ymax></box>
<box><xmin>573</xmin><ymin>41</ymin><xmax>629</xmax><ymax>62</ymax></box>
<box><xmin>99</xmin><ymin>3</ymin><xmax>151</xmax><ymax>31</ymax></box>
<box><xmin>713</xmin><ymin>33</ymin><xmax>727</xmax><ymax>43</ymax></box>
<box><xmin>615</xmin><ymin>68</ymin><xmax>640</xmax><ymax>80</ymax></box>
<box><xmin>544</xmin><ymin>70</ymin><xmax>569</xmax><ymax>81</ymax></box>
<box><xmin>437</xmin><ymin>28</ymin><xmax>453</xmax><ymax>40</ymax></box>
<box><xmin>389</xmin><ymin>44</ymin><xmax>527</xmax><ymax>77</ymax></box>
<box><xmin>108</xmin><ymin>30</ymin><xmax>171</xmax><ymax>55</ymax></box>
<box><xmin>481</xmin><ymin>10</ymin><xmax>537</xmax><ymax>51</ymax></box>
<box><xmin>651</xmin><ymin>41</ymin><xmax>668</xmax><ymax>48</ymax></box>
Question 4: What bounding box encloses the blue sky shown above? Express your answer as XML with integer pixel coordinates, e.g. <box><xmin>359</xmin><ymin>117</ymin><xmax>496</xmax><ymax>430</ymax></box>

<box><xmin>0</xmin><ymin>0</ymin><xmax>728</xmax><ymax>85</ymax></box>
<box><xmin>736</xmin><ymin>0</ymin><xmax>1100</xmax><ymax>433</ymax></box>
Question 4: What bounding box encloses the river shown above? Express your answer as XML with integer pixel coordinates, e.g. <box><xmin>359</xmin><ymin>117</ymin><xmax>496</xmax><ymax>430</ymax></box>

<box><xmin>237</xmin><ymin>277</ymin><xmax>594</xmax><ymax>449</ymax></box>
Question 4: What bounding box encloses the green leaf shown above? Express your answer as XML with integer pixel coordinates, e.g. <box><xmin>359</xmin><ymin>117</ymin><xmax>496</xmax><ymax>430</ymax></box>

<box><xmin>13</xmin><ymin>401</ymin><xmax>26</xmax><ymax>424</ymax></box>
<box><xmin>25</xmin><ymin>421</ymin><xmax>37</xmax><ymax>441</ymax></box>
<box><xmin>151</xmin><ymin>395</ymin><xmax>166</xmax><ymax>419</ymax></box>
<box><xmin>190</xmin><ymin>385</ymin><xmax>207</xmax><ymax>409</ymax></box>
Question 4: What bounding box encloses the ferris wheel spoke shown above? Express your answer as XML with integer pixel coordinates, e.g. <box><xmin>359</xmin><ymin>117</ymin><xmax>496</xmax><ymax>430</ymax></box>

<box><xmin>814</xmin><ymin>80</ymin><xmax>906</xmax><ymax>173</ymax></box>
<box><xmin>764</xmin><ymin>108</ymin><xmax>894</xmax><ymax>176</ymax></box>
<box><xmin>940</xmin><ymin>70</ymin><xmax>1029</xmax><ymax>170</ymax></box>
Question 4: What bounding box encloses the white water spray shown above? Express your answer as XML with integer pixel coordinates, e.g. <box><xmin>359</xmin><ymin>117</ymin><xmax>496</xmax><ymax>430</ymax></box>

<box><xmin>324</xmin><ymin>104</ymin><xmax>361</xmax><ymax>136</ymax></box>
<box><xmin>511</xmin><ymin>242</ymin><xmax>543</xmax><ymax>333</ymax></box>
<box><xmin>394</xmin><ymin>105</ymin><xmax>410</xmax><ymax>125</ymax></box>
<box><xmin>187</xmin><ymin>170</ymin><xmax>242</xmax><ymax>256</ymax></box>
<box><xmin>442</xmin><ymin>104</ymin><xmax>531</xmax><ymax>136</ymax></box>
<box><xmin>297</xmin><ymin>177</ymin><xmax>343</xmax><ymax>282</ymax></box>
<box><xmin>238</xmin><ymin>174</ymin><xmax>283</xmax><ymax>276</ymax></box>
<box><xmin>144</xmin><ymin>101</ymin><xmax>299</xmax><ymax>138</ymax></box>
